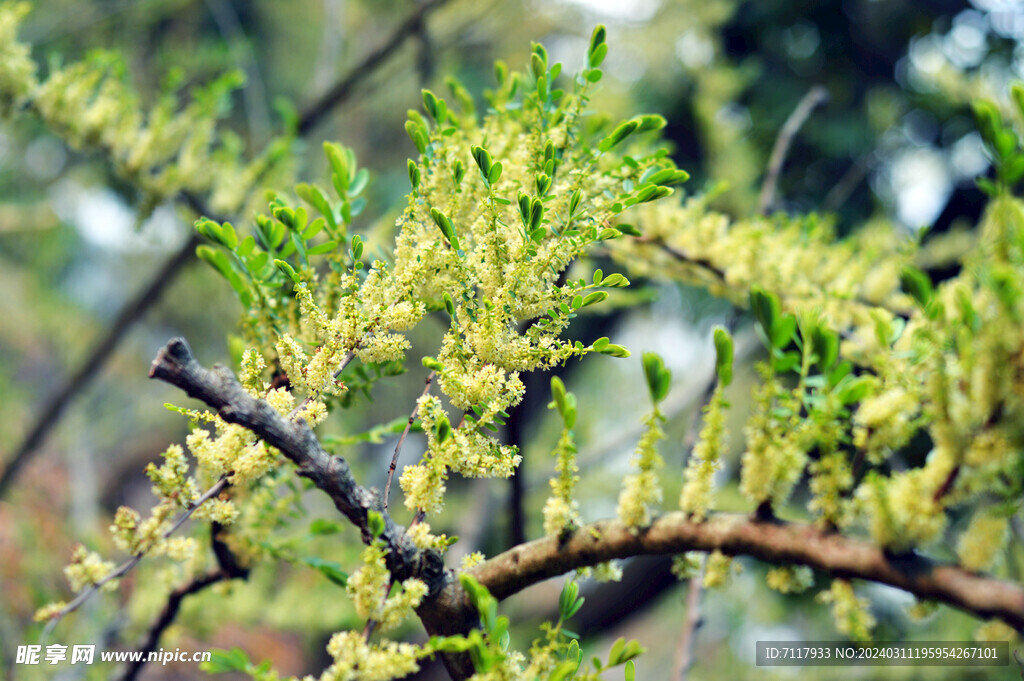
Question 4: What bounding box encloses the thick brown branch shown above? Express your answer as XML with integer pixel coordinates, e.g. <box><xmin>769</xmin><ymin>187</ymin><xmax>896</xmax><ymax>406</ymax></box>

<box><xmin>148</xmin><ymin>337</ymin><xmax>445</xmax><ymax>592</ymax></box>
<box><xmin>467</xmin><ymin>512</ymin><xmax>1024</xmax><ymax>630</ymax></box>
<box><xmin>296</xmin><ymin>0</ymin><xmax>452</xmax><ymax>136</ymax></box>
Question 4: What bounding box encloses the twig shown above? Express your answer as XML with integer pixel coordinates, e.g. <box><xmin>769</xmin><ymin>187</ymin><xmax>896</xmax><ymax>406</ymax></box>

<box><xmin>823</xmin><ymin>151</ymin><xmax>876</xmax><ymax>213</ymax></box>
<box><xmin>42</xmin><ymin>476</ymin><xmax>230</xmax><ymax>638</ymax></box>
<box><xmin>287</xmin><ymin>349</ymin><xmax>358</xmax><ymax>421</ymax></box>
<box><xmin>757</xmin><ymin>86</ymin><xmax>829</xmax><ymax>215</ymax></box>
<box><xmin>467</xmin><ymin>511</ymin><xmax>1024</xmax><ymax>630</ymax></box>
<box><xmin>114</xmin><ymin>571</ymin><xmax>224</xmax><ymax>681</ymax></box>
<box><xmin>117</xmin><ymin>521</ymin><xmax>250</xmax><ymax>681</ymax></box>
<box><xmin>673</xmin><ymin>555</ymin><xmax>706</xmax><ymax>681</ymax></box>
<box><xmin>296</xmin><ymin>0</ymin><xmax>453</xmax><ymax>136</ymax></box>
<box><xmin>384</xmin><ymin>371</ymin><xmax>435</xmax><ymax>510</ymax></box>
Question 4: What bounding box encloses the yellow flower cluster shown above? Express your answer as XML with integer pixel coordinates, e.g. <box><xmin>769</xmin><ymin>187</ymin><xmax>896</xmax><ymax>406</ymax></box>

<box><xmin>703</xmin><ymin>550</ymin><xmax>738</xmax><ymax>589</ymax></box>
<box><xmin>765</xmin><ymin>565</ymin><xmax>814</xmax><ymax>594</ymax></box>
<box><xmin>679</xmin><ymin>383</ymin><xmax>728</xmax><ymax>521</ymax></box>
<box><xmin>543</xmin><ymin>428</ymin><xmax>581</xmax><ymax>537</ymax></box>
<box><xmin>400</xmin><ymin>395</ymin><xmax>521</xmax><ymax>514</ymax></box>
<box><xmin>957</xmin><ymin>511</ymin><xmax>1008</xmax><ymax>572</ymax></box>
<box><xmin>616</xmin><ymin>410</ymin><xmax>666</xmax><ymax>530</ymax></box>
<box><xmin>738</xmin><ymin>380</ymin><xmax>808</xmax><ymax>509</ymax></box>
<box><xmin>346</xmin><ymin>543</ymin><xmax>427</xmax><ymax>632</ymax></box>
<box><xmin>62</xmin><ymin>545</ymin><xmax>116</xmax><ymax>593</ymax></box>
<box><xmin>817</xmin><ymin>579</ymin><xmax>875</xmax><ymax>641</ymax></box>
<box><xmin>319</xmin><ymin>631</ymin><xmax>422</xmax><ymax>681</ymax></box>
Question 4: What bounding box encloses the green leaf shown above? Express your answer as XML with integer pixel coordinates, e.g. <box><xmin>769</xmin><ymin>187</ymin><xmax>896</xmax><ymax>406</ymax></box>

<box><xmin>642</xmin><ymin>352</ymin><xmax>671</xmax><ymax>404</ymax></box>
<box><xmin>435</xmin><ymin>415</ymin><xmax>452</xmax><ymax>443</ymax></box>
<box><xmin>488</xmin><ymin>161</ymin><xmax>503</xmax><ymax>185</ymax></box>
<box><xmin>598</xmin><ymin>120</ymin><xmax>639</xmax><ymax>152</ymax></box>
<box><xmin>299</xmin><ymin>557</ymin><xmax>349</xmax><ymax>587</ymax></box>
<box><xmin>306</xmin><ymin>240</ymin><xmax>338</xmax><ymax>256</ymax></box>
<box><xmin>200</xmin><ymin>647</ymin><xmax>251</xmax><ymax>674</ymax></box>
<box><xmin>323</xmin><ymin>142</ymin><xmax>349</xmax><ymax>192</ymax></box>
<box><xmin>408</xmin><ymin>159</ymin><xmax>421</xmax><ymax>190</ymax></box>
<box><xmin>713</xmin><ymin>326</ymin><xmax>734</xmax><ymax>386</ymax></box>
<box><xmin>471</xmin><ymin>144</ymin><xmax>492</xmax><ymax>177</ymax></box>
<box><xmin>625</xmin><ymin>659</ymin><xmax>635</xmax><ymax>681</ymax></box>
<box><xmin>308</xmin><ymin>518</ymin><xmax>342</xmax><ymax>535</ymax></box>
<box><xmin>810</xmin><ymin>326</ymin><xmax>839</xmax><ymax>370</ymax></box>
<box><xmin>588</xmin><ymin>25</ymin><xmax>607</xmax><ymax>66</ymax></box>
<box><xmin>643</xmin><ymin>167</ymin><xmax>690</xmax><ymax>186</ymax></box>
<box><xmin>592</xmin><ymin>336</ymin><xmax>610</xmax><ymax>352</ymax></box>
<box><xmin>633</xmin><ymin>114</ymin><xmax>667</xmax><ymax>132</ymax></box>
<box><xmin>422</xmin><ymin>356</ymin><xmax>445</xmax><ymax>371</ymax></box>
<box><xmin>837</xmin><ymin>376</ymin><xmax>873</xmax><ymax>405</ymax></box>
<box><xmin>598</xmin><ymin>343</ymin><xmax>630</xmax><ymax>358</ymax></box>
<box><xmin>581</xmin><ymin>291</ymin><xmax>608</xmax><ymax>307</ymax></box>
<box><xmin>608</xmin><ymin>638</ymin><xmax>626</xmax><ymax>667</ymax></box>
<box><xmin>600</xmin><ymin>273</ymin><xmax>630</xmax><ymax>288</ymax></box>
<box><xmin>349</xmin><ymin>168</ymin><xmax>369</xmax><ymax>196</ymax></box>
<box><xmin>558</xmin><ymin>580</ymin><xmax>579</xmax><ymax>619</ymax></box>
<box><xmin>274</xmin><ymin>258</ymin><xmax>299</xmax><ymax>283</ymax></box>
<box><xmin>367</xmin><ymin>510</ymin><xmax>386</xmax><ymax>539</ymax></box>
<box><xmin>899</xmin><ymin>266</ymin><xmax>934</xmax><ymax>308</ymax></box>
<box><xmin>771</xmin><ymin>313</ymin><xmax>797</xmax><ymax>349</ymax></box>
<box><xmin>443</xmin><ymin>292</ymin><xmax>456</xmax><ymax>317</ymax></box>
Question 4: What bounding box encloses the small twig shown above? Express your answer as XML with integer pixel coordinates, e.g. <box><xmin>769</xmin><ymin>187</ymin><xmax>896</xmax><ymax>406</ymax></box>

<box><xmin>118</xmin><ymin>522</ymin><xmax>250</xmax><ymax>681</ymax></box>
<box><xmin>823</xmin><ymin>151</ymin><xmax>876</xmax><ymax>213</ymax></box>
<box><xmin>384</xmin><ymin>371</ymin><xmax>435</xmax><ymax>510</ymax></box>
<box><xmin>287</xmin><ymin>349</ymin><xmax>358</xmax><ymax>421</ymax></box>
<box><xmin>296</xmin><ymin>0</ymin><xmax>453</xmax><ymax>136</ymax></box>
<box><xmin>114</xmin><ymin>571</ymin><xmax>224</xmax><ymax>681</ymax></box>
<box><xmin>42</xmin><ymin>476</ymin><xmax>230</xmax><ymax>638</ymax></box>
<box><xmin>758</xmin><ymin>86</ymin><xmax>829</xmax><ymax>215</ymax></box>
<box><xmin>673</xmin><ymin>555</ymin><xmax>707</xmax><ymax>681</ymax></box>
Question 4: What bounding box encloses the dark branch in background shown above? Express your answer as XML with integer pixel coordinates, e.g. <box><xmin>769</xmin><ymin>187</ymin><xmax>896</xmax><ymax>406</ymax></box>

<box><xmin>296</xmin><ymin>0</ymin><xmax>452</xmax><ymax>136</ymax></box>
<box><xmin>468</xmin><ymin>512</ymin><xmax>1024</xmax><ymax>630</ymax></box>
<box><xmin>0</xmin><ymin>228</ymin><xmax>202</xmax><ymax>500</ymax></box>
<box><xmin>0</xmin><ymin>0</ymin><xmax>455</xmax><ymax>498</ymax></box>
<box><xmin>385</xmin><ymin>371</ymin><xmax>435</xmax><ymax>510</ymax></box>
<box><xmin>673</xmin><ymin>555</ymin><xmax>706</xmax><ymax>681</ymax></box>
<box><xmin>758</xmin><ymin>86</ymin><xmax>829</xmax><ymax>215</ymax></box>
<box><xmin>115</xmin><ymin>523</ymin><xmax>250</xmax><ymax>681</ymax></box>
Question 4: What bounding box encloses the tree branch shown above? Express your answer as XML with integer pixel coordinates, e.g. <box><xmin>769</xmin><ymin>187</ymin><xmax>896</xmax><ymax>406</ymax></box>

<box><xmin>0</xmin><ymin>230</ymin><xmax>202</xmax><ymax>499</ymax></box>
<box><xmin>467</xmin><ymin>512</ymin><xmax>1024</xmax><ymax>630</ymax></box>
<box><xmin>42</xmin><ymin>476</ymin><xmax>230</xmax><ymax>638</ymax></box>
<box><xmin>114</xmin><ymin>570</ymin><xmax>224</xmax><ymax>681</ymax></box>
<box><xmin>148</xmin><ymin>336</ymin><xmax>481</xmax><ymax>677</ymax></box>
<box><xmin>758</xmin><ymin>86</ymin><xmax>829</xmax><ymax>215</ymax></box>
<box><xmin>673</xmin><ymin>555</ymin><xmax>705</xmax><ymax>681</ymax></box>
<box><xmin>148</xmin><ymin>337</ymin><xmax>445</xmax><ymax>591</ymax></box>
<box><xmin>296</xmin><ymin>0</ymin><xmax>453</xmax><ymax>136</ymax></box>
<box><xmin>385</xmin><ymin>370</ymin><xmax>434</xmax><ymax>510</ymax></box>
<box><xmin>113</xmin><ymin>522</ymin><xmax>250</xmax><ymax>681</ymax></box>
